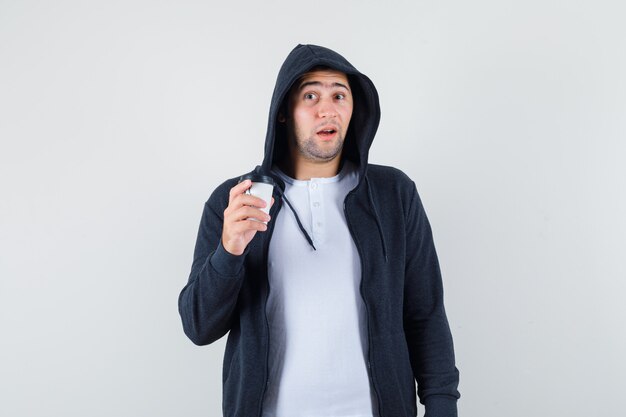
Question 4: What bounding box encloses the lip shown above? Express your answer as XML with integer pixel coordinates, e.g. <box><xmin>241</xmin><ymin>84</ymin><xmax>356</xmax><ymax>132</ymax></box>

<box><xmin>316</xmin><ymin>124</ymin><xmax>339</xmax><ymax>141</ymax></box>
<box><xmin>316</xmin><ymin>124</ymin><xmax>339</xmax><ymax>134</ymax></box>
<box><xmin>317</xmin><ymin>131</ymin><xmax>337</xmax><ymax>141</ymax></box>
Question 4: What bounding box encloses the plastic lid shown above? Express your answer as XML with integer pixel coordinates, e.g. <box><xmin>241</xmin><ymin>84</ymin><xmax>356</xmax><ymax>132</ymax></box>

<box><xmin>238</xmin><ymin>173</ymin><xmax>276</xmax><ymax>186</ymax></box>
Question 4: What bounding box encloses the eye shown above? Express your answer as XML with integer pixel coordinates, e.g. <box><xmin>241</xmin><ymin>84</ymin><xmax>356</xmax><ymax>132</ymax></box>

<box><xmin>335</xmin><ymin>93</ymin><xmax>346</xmax><ymax>100</ymax></box>
<box><xmin>304</xmin><ymin>93</ymin><xmax>317</xmax><ymax>100</ymax></box>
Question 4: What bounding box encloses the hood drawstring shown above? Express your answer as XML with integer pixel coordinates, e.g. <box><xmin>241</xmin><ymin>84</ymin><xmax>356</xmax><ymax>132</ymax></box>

<box><xmin>271</xmin><ymin>172</ymin><xmax>386</xmax><ymax>260</ymax></box>
<box><xmin>365</xmin><ymin>175</ymin><xmax>389</xmax><ymax>263</ymax></box>
<box><xmin>274</xmin><ymin>186</ymin><xmax>317</xmax><ymax>251</ymax></box>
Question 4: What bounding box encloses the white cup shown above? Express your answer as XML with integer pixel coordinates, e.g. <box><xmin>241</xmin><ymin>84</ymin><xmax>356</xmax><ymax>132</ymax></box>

<box><xmin>239</xmin><ymin>174</ymin><xmax>276</xmax><ymax>223</ymax></box>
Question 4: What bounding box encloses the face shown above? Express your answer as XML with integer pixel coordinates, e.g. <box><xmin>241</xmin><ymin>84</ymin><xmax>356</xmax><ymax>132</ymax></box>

<box><xmin>282</xmin><ymin>69</ymin><xmax>353</xmax><ymax>163</ymax></box>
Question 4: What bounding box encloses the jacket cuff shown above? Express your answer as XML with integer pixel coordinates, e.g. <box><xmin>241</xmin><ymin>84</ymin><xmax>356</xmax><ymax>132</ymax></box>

<box><xmin>209</xmin><ymin>241</ymin><xmax>246</xmax><ymax>276</ymax></box>
<box><xmin>424</xmin><ymin>395</ymin><xmax>458</xmax><ymax>417</ymax></box>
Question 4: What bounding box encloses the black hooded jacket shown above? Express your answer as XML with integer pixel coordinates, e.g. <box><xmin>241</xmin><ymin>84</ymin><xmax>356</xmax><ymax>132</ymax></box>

<box><xmin>179</xmin><ymin>44</ymin><xmax>460</xmax><ymax>417</ymax></box>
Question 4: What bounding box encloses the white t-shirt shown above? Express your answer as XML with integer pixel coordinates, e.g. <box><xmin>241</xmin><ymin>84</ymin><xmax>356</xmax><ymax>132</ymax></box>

<box><xmin>262</xmin><ymin>161</ymin><xmax>377</xmax><ymax>417</ymax></box>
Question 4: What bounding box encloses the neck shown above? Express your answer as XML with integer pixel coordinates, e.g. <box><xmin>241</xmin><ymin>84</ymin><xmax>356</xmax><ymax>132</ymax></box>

<box><xmin>279</xmin><ymin>153</ymin><xmax>343</xmax><ymax>181</ymax></box>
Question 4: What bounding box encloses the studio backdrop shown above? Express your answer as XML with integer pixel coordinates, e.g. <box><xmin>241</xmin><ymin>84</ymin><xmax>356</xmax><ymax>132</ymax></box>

<box><xmin>1</xmin><ymin>1</ymin><xmax>624</xmax><ymax>416</ymax></box>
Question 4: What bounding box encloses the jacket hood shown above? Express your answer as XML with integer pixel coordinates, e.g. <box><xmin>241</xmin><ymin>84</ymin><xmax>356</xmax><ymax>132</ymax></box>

<box><xmin>261</xmin><ymin>44</ymin><xmax>381</xmax><ymax>179</ymax></box>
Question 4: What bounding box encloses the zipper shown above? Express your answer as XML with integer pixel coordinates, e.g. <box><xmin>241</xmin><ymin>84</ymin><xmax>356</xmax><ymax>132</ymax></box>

<box><xmin>344</xmin><ymin>193</ymin><xmax>384</xmax><ymax>417</ymax></box>
<box><xmin>257</xmin><ymin>196</ymin><xmax>282</xmax><ymax>417</ymax></box>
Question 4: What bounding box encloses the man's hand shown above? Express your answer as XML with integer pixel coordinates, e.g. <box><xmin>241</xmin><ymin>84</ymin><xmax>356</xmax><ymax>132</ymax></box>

<box><xmin>222</xmin><ymin>179</ymin><xmax>273</xmax><ymax>256</ymax></box>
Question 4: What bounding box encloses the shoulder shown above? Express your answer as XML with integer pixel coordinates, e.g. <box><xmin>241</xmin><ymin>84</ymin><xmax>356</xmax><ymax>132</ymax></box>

<box><xmin>361</xmin><ymin>164</ymin><xmax>420</xmax><ymax>218</ymax></box>
<box><xmin>210</xmin><ymin>177</ymin><xmax>240</xmax><ymax>200</ymax></box>
<box><xmin>365</xmin><ymin>163</ymin><xmax>416</xmax><ymax>194</ymax></box>
<box><xmin>204</xmin><ymin>169</ymin><xmax>255</xmax><ymax>211</ymax></box>
<box><xmin>365</xmin><ymin>165</ymin><xmax>432</xmax><ymax>229</ymax></box>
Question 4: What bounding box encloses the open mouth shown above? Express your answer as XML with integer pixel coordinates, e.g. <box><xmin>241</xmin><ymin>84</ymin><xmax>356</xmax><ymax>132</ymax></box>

<box><xmin>317</xmin><ymin>128</ymin><xmax>337</xmax><ymax>138</ymax></box>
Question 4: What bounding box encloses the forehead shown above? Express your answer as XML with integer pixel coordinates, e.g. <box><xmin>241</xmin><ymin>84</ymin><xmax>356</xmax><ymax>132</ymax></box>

<box><xmin>295</xmin><ymin>69</ymin><xmax>351</xmax><ymax>90</ymax></box>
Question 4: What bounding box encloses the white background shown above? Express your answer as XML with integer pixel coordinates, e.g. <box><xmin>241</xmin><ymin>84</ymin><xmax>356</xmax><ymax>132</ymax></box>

<box><xmin>1</xmin><ymin>1</ymin><xmax>625</xmax><ymax>416</ymax></box>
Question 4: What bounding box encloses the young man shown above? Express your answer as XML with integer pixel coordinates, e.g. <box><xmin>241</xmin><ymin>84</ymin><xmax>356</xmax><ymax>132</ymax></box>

<box><xmin>179</xmin><ymin>44</ymin><xmax>460</xmax><ymax>417</ymax></box>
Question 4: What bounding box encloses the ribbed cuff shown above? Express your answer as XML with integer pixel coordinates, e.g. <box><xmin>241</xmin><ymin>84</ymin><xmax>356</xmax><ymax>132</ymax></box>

<box><xmin>424</xmin><ymin>395</ymin><xmax>458</xmax><ymax>417</ymax></box>
<box><xmin>209</xmin><ymin>241</ymin><xmax>246</xmax><ymax>276</ymax></box>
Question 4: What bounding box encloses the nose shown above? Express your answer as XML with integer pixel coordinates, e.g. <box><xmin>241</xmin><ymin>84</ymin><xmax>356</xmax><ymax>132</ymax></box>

<box><xmin>317</xmin><ymin>98</ymin><xmax>338</xmax><ymax>118</ymax></box>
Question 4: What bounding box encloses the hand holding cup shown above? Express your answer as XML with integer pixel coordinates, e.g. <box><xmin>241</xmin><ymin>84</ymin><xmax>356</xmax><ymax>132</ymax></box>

<box><xmin>221</xmin><ymin>176</ymin><xmax>275</xmax><ymax>256</ymax></box>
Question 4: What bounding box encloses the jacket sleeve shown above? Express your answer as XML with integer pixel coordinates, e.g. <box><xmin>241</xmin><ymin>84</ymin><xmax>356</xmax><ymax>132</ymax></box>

<box><xmin>403</xmin><ymin>183</ymin><xmax>460</xmax><ymax>417</ymax></box>
<box><xmin>178</xmin><ymin>184</ymin><xmax>247</xmax><ymax>346</ymax></box>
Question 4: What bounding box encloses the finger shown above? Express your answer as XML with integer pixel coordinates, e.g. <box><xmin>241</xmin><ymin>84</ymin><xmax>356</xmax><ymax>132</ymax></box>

<box><xmin>232</xmin><ymin>219</ymin><xmax>269</xmax><ymax>234</ymax></box>
<box><xmin>230</xmin><ymin>194</ymin><xmax>268</xmax><ymax>210</ymax></box>
<box><xmin>270</xmin><ymin>197</ymin><xmax>275</xmax><ymax>208</ymax></box>
<box><xmin>224</xmin><ymin>195</ymin><xmax>268</xmax><ymax>219</ymax></box>
<box><xmin>229</xmin><ymin>180</ymin><xmax>252</xmax><ymax>204</ymax></box>
<box><xmin>227</xmin><ymin>206</ymin><xmax>271</xmax><ymax>223</ymax></box>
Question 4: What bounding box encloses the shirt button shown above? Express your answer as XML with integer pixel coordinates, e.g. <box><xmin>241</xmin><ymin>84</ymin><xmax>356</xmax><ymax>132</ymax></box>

<box><xmin>313</xmin><ymin>202</ymin><xmax>320</xmax><ymax>207</ymax></box>
<box><xmin>310</xmin><ymin>182</ymin><xmax>318</xmax><ymax>190</ymax></box>
<box><xmin>317</xmin><ymin>222</ymin><xmax>322</xmax><ymax>227</ymax></box>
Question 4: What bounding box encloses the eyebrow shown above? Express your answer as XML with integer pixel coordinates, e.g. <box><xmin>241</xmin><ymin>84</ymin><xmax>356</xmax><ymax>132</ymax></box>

<box><xmin>298</xmin><ymin>81</ymin><xmax>351</xmax><ymax>92</ymax></box>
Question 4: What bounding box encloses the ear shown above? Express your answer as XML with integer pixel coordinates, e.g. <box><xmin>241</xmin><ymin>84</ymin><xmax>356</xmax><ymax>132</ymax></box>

<box><xmin>278</xmin><ymin>113</ymin><xmax>286</xmax><ymax>123</ymax></box>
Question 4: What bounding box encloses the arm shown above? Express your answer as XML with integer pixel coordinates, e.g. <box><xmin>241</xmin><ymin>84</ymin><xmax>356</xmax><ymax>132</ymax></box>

<box><xmin>403</xmin><ymin>183</ymin><xmax>460</xmax><ymax>417</ymax></box>
<box><xmin>178</xmin><ymin>180</ymin><xmax>270</xmax><ymax>345</ymax></box>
